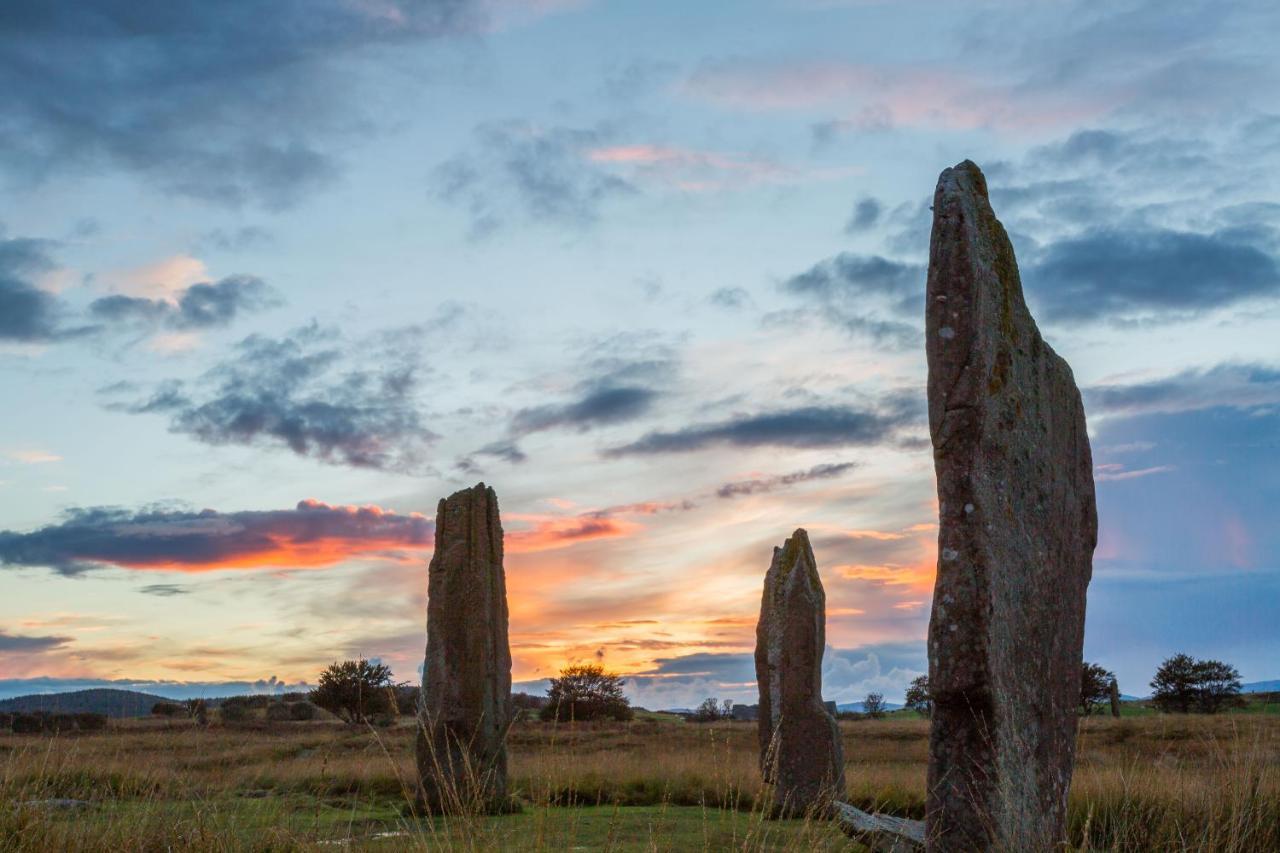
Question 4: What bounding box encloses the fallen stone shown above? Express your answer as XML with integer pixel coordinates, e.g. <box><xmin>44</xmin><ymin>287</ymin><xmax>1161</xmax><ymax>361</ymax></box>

<box><xmin>925</xmin><ymin>160</ymin><xmax>1097</xmax><ymax>849</ymax></box>
<box><xmin>755</xmin><ymin>528</ymin><xmax>846</xmax><ymax>815</ymax></box>
<box><xmin>832</xmin><ymin>801</ymin><xmax>925</xmax><ymax>852</ymax></box>
<box><xmin>417</xmin><ymin>482</ymin><xmax>514</xmax><ymax>815</ymax></box>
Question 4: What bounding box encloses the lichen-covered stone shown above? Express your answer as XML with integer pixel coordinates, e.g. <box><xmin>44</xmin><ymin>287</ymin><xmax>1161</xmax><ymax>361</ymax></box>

<box><xmin>1109</xmin><ymin>678</ymin><xmax>1122</xmax><ymax>719</ymax></box>
<box><xmin>755</xmin><ymin>529</ymin><xmax>845</xmax><ymax>815</ymax></box>
<box><xmin>925</xmin><ymin>161</ymin><xmax>1097</xmax><ymax>850</ymax></box>
<box><xmin>417</xmin><ymin>482</ymin><xmax>513</xmax><ymax>814</ymax></box>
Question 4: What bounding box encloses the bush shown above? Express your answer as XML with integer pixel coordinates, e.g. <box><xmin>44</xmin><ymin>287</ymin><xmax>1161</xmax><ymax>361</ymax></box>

<box><xmin>265</xmin><ymin>703</ymin><xmax>292</xmax><ymax>722</ymax></box>
<box><xmin>1151</xmin><ymin>654</ymin><xmax>1244</xmax><ymax>714</ymax></box>
<box><xmin>152</xmin><ymin>701</ymin><xmax>184</xmax><ymax>717</ymax></box>
<box><xmin>288</xmin><ymin>701</ymin><xmax>319</xmax><ymax>721</ymax></box>
<box><xmin>11</xmin><ymin>713</ymin><xmax>43</xmax><ymax>734</ymax></box>
<box><xmin>539</xmin><ymin>663</ymin><xmax>633</xmax><ymax>723</ymax></box>
<box><xmin>689</xmin><ymin>698</ymin><xmax>729</xmax><ymax>723</ymax></box>
<box><xmin>863</xmin><ymin>692</ymin><xmax>886</xmax><ymax>719</ymax></box>
<box><xmin>310</xmin><ymin>659</ymin><xmax>398</xmax><ymax>724</ymax></box>
<box><xmin>1081</xmin><ymin>662</ymin><xmax>1117</xmax><ymax>716</ymax></box>
<box><xmin>0</xmin><ymin>712</ymin><xmax>13</xmax><ymax>730</ymax></box>
<box><xmin>393</xmin><ymin>684</ymin><xmax>419</xmax><ymax>716</ymax></box>
<box><xmin>904</xmin><ymin>675</ymin><xmax>932</xmax><ymax>718</ymax></box>
<box><xmin>219</xmin><ymin>699</ymin><xmax>253</xmax><ymax>723</ymax></box>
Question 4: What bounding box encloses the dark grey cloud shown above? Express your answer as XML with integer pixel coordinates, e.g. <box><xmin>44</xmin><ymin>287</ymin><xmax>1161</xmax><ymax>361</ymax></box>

<box><xmin>200</xmin><ymin>226</ymin><xmax>275</xmax><ymax>253</ymax></box>
<box><xmin>115</xmin><ymin>323</ymin><xmax>435</xmax><ymax>471</ymax></box>
<box><xmin>716</xmin><ymin>461</ymin><xmax>856</xmax><ymax>499</ymax></box>
<box><xmin>844</xmin><ymin>197</ymin><xmax>882</xmax><ymax>233</ymax></box>
<box><xmin>512</xmin><ymin>386</ymin><xmax>658</xmax><ymax>435</ymax></box>
<box><xmin>89</xmin><ymin>275</ymin><xmax>277</xmax><ymax>331</ymax></box>
<box><xmin>0</xmin><ymin>499</ymin><xmax>433</xmax><ymax>576</ymax></box>
<box><xmin>779</xmin><ymin>252</ymin><xmax>924</xmax><ymax>347</ymax></box>
<box><xmin>0</xmin><ymin>234</ymin><xmax>65</xmax><ymax>341</ymax></box>
<box><xmin>138</xmin><ymin>583</ymin><xmax>191</xmax><ymax>597</ymax></box>
<box><xmin>1086</xmin><ymin>363</ymin><xmax>1280</xmax><ymax>417</ymax></box>
<box><xmin>0</xmin><ymin>631</ymin><xmax>71</xmax><ymax>653</ymax></box>
<box><xmin>709</xmin><ymin>286</ymin><xmax>751</xmax><ymax>310</ymax></box>
<box><xmin>433</xmin><ymin>120</ymin><xmax>636</xmax><ymax>236</ymax></box>
<box><xmin>605</xmin><ymin>398</ymin><xmax>921</xmax><ymax>457</ymax></box>
<box><xmin>0</xmin><ymin>0</ymin><xmax>482</xmax><ymax>207</ymax></box>
<box><xmin>1024</xmin><ymin>228</ymin><xmax>1280</xmax><ymax>324</ymax></box>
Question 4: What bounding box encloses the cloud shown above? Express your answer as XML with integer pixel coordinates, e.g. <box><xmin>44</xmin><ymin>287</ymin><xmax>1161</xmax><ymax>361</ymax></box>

<box><xmin>433</xmin><ymin>120</ymin><xmax>636</xmax><ymax>236</ymax></box>
<box><xmin>7</xmin><ymin>450</ymin><xmax>61</xmax><ymax>464</ymax></box>
<box><xmin>512</xmin><ymin>386</ymin><xmax>658</xmax><ymax>435</ymax></box>
<box><xmin>507</xmin><ymin>515</ymin><xmax>640</xmax><ymax>553</ymax></box>
<box><xmin>113</xmin><ymin>323</ymin><xmax>436</xmax><ymax>471</ymax></box>
<box><xmin>1094</xmin><ymin>464</ymin><xmax>1176</xmax><ymax>482</ymax></box>
<box><xmin>1024</xmin><ymin>228</ymin><xmax>1280</xmax><ymax>324</ymax></box>
<box><xmin>1086</xmin><ymin>363</ymin><xmax>1280</xmax><ymax>417</ymax></box>
<box><xmin>605</xmin><ymin>398</ymin><xmax>921</xmax><ymax>457</ymax></box>
<box><xmin>716</xmin><ymin>461</ymin><xmax>856</xmax><ymax>498</ymax></box>
<box><xmin>88</xmin><ymin>275</ymin><xmax>278</xmax><ymax>331</ymax></box>
<box><xmin>0</xmin><ymin>0</ymin><xmax>483</xmax><ymax>207</ymax></box>
<box><xmin>585</xmin><ymin>143</ymin><xmax>853</xmax><ymax>193</ymax></box>
<box><xmin>709</xmin><ymin>287</ymin><xmax>751</xmax><ymax>310</ymax></box>
<box><xmin>0</xmin><ymin>499</ymin><xmax>432</xmax><ymax>575</ymax></box>
<box><xmin>0</xmin><ymin>234</ymin><xmax>68</xmax><ymax>341</ymax></box>
<box><xmin>779</xmin><ymin>252</ymin><xmax>923</xmax><ymax>347</ymax></box>
<box><xmin>200</xmin><ymin>226</ymin><xmax>275</xmax><ymax>253</ymax></box>
<box><xmin>844</xmin><ymin>197</ymin><xmax>882</xmax><ymax>233</ymax></box>
<box><xmin>0</xmin><ymin>631</ymin><xmax>71</xmax><ymax>653</ymax></box>
<box><xmin>138</xmin><ymin>583</ymin><xmax>191</xmax><ymax>597</ymax></box>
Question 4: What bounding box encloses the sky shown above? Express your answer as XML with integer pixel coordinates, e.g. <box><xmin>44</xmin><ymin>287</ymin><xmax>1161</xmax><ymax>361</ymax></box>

<box><xmin>1</xmin><ymin>0</ymin><xmax>1278</xmax><ymax>709</ymax></box>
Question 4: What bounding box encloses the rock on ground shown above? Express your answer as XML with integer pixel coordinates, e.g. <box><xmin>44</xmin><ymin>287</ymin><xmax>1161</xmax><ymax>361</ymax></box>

<box><xmin>925</xmin><ymin>160</ymin><xmax>1097</xmax><ymax>850</ymax></box>
<box><xmin>417</xmin><ymin>482</ymin><xmax>513</xmax><ymax>814</ymax></box>
<box><xmin>755</xmin><ymin>528</ymin><xmax>846</xmax><ymax>815</ymax></box>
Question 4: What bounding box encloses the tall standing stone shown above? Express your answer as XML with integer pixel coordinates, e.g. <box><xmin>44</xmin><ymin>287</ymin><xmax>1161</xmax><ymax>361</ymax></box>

<box><xmin>1109</xmin><ymin>679</ymin><xmax>1122</xmax><ymax>719</ymax></box>
<box><xmin>925</xmin><ymin>161</ymin><xmax>1097</xmax><ymax>850</ymax></box>
<box><xmin>417</xmin><ymin>482</ymin><xmax>513</xmax><ymax>814</ymax></box>
<box><xmin>755</xmin><ymin>529</ymin><xmax>846</xmax><ymax>815</ymax></box>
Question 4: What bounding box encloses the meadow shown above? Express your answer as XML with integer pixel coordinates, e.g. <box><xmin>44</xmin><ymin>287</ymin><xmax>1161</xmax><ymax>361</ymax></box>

<box><xmin>2</xmin><ymin>709</ymin><xmax>1278</xmax><ymax>851</ymax></box>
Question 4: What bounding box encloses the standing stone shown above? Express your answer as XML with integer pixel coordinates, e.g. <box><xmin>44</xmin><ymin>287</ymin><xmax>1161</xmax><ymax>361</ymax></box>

<box><xmin>417</xmin><ymin>482</ymin><xmax>513</xmax><ymax>814</ymax></box>
<box><xmin>755</xmin><ymin>529</ymin><xmax>846</xmax><ymax>815</ymax></box>
<box><xmin>1109</xmin><ymin>679</ymin><xmax>1122</xmax><ymax>719</ymax></box>
<box><xmin>925</xmin><ymin>161</ymin><xmax>1097</xmax><ymax>850</ymax></box>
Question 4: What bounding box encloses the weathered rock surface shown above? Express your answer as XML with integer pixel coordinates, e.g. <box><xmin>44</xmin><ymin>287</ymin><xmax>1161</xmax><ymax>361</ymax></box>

<box><xmin>417</xmin><ymin>482</ymin><xmax>513</xmax><ymax>814</ymax></box>
<box><xmin>1109</xmin><ymin>678</ymin><xmax>1122</xmax><ymax>718</ymax></box>
<box><xmin>925</xmin><ymin>161</ymin><xmax>1097</xmax><ymax>850</ymax></box>
<box><xmin>755</xmin><ymin>529</ymin><xmax>845</xmax><ymax>815</ymax></box>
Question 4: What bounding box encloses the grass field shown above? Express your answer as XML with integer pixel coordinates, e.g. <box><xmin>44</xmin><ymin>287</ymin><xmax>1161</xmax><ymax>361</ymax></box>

<box><xmin>2</xmin><ymin>709</ymin><xmax>1278</xmax><ymax>851</ymax></box>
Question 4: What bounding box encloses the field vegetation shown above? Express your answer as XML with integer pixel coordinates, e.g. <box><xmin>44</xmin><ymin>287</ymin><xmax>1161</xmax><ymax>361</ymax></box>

<box><xmin>2</xmin><ymin>702</ymin><xmax>1278</xmax><ymax>851</ymax></box>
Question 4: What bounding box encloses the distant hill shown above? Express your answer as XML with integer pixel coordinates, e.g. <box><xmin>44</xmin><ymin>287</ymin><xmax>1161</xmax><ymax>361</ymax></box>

<box><xmin>837</xmin><ymin>701</ymin><xmax>904</xmax><ymax>713</ymax></box>
<box><xmin>1243</xmin><ymin>680</ymin><xmax>1280</xmax><ymax>694</ymax></box>
<box><xmin>0</xmin><ymin>688</ymin><xmax>172</xmax><ymax>718</ymax></box>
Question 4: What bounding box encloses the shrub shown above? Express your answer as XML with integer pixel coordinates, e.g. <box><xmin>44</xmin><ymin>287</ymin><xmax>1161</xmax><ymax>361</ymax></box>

<box><xmin>689</xmin><ymin>698</ymin><xmax>728</xmax><ymax>723</ymax></box>
<box><xmin>863</xmin><ymin>692</ymin><xmax>887</xmax><ymax>719</ymax></box>
<box><xmin>266</xmin><ymin>703</ymin><xmax>292</xmax><ymax>722</ymax></box>
<box><xmin>152</xmin><ymin>701</ymin><xmax>184</xmax><ymax>717</ymax></box>
<box><xmin>310</xmin><ymin>659</ymin><xmax>398</xmax><ymax>724</ymax></box>
<box><xmin>219</xmin><ymin>700</ymin><xmax>252</xmax><ymax>723</ymax></box>
<box><xmin>11</xmin><ymin>713</ymin><xmax>43</xmax><ymax>734</ymax></box>
<box><xmin>1081</xmin><ymin>662</ymin><xmax>1116</xmax><ymax>716</ymax></box>
<box><xmin>1151</xmin><ymin>654</ymin><xmax>1244</xmax><ymax>714</ymax></box>
<box><xmin>288</xmin><ymin>701</ymin><xmax>319</xmax><ymax>721</ymax></box>
<box><xmin>539</xmin><ymin>663</ymin><xmax>633</xmax><ymax>723</ymax></box>
<box><xmin>393</xmin><ymin>684</ymin><xmax>419</xmax><ymax>716</ymax></box>
<box><xmin>904</xmin><ymin>675</ymin><xmax>932</xmax><ymax>718</ymax></box>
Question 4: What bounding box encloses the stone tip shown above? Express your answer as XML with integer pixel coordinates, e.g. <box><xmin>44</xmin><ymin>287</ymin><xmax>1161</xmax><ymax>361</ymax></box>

<box><xmin>938</xmin><ymin>159</ymin><xmax>988</xmax><ymax>200</ymax></box>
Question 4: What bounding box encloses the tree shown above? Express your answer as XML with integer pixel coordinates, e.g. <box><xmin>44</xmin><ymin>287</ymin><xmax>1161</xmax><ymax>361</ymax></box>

<box><xmin>1194</xmin><ymin>659</ymin><xmax>1243</xmax><ymax>714</ymax></box>
<box><xmin>310</xmin><ymin>659</ymin><xmax>398</xmax><ymax>724</ymax></box>
<box><xmin>690</xmin><ymin>697</ymin><xmax>725</xmax><ymax>723</ymax></box>
<box><xmin>1151</xmin><ymin>654</ymin><xmax>1243</xmax><ymax>714</ymax></box>
<box><xmin>904</xmin><ymin>675</ymin><xmax>932</xmax><ymax>719</ymax></box>
<box><xmin>539</xmin><ymin>663</ymin><xmax>633</xmax><ymax>722</ymax></box>
<box><xmin>1080</xmin><ymin>662</ymin><xmax>1116</xmax><ymax>716</ymax></box>
<box><xmin>863</xmin><ymin>692</ymin><xmax>886</xmax><ymax>719</ymax></box>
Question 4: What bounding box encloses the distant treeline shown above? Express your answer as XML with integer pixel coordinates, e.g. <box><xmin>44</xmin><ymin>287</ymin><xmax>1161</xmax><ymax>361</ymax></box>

<box><xmin>0</xmin><ymin>710</ymin><xmax>108</xmax><ymax>734</ymax></box>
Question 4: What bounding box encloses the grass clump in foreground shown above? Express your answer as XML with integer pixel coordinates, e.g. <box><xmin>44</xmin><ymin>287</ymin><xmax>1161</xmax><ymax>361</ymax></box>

<box><xmin>0</xmin><ymin>713</ymin><xmax>1277</xmax><ymax>850</ymax></box>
